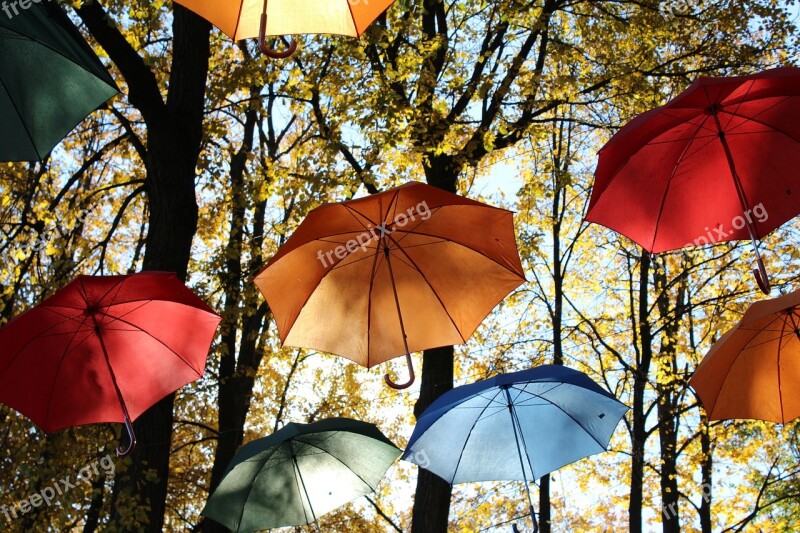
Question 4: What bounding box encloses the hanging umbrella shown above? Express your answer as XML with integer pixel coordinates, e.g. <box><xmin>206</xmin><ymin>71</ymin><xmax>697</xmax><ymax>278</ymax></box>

<box><xmin>0</xmin><ymin>272</ymin><xmax>221</xmax><ymax>455</ymax></box>
<box><xmin>403</xmin><ymin>365</ymin><xmax>629</xmax><ymax>531</ymax></box>
<box><xmin>0</xmin><ymin>1</ymin><xmax>118</xmax><ymax>161</ymax></box>
<box><xmin>585</xmin><ymin>66</ymin><xmax>800</xmax><ymax>294</ymax></box>
<box><xmin>201</xmin><ymin>417</ymin><xmax>401</xmax><ymax>532</ymax></box>
<box><xmin>173</xmin><ymin>0</ymin><xmax>397</xmax><ymax>58</ymax></box>
<box><xmin>254</xmin><ymin>181</ymin><xmax>526</xmax><ymax>389</ymax></box>
<box><xmin>689</xmin><ymin>288</ymin><xmax>800</xmax><ymax>424</ymax></box>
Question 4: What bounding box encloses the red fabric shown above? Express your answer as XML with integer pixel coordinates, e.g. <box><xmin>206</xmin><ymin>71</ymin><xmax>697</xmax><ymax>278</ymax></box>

<box><xmin>586</xmin><ymin>66</ymin><xmax>800</xmax><ymax>252</ymax></box>
<box><xmin>0</xmin><ymin>272</ymin><xmax>221</xmax><ymax>432</ymax></box>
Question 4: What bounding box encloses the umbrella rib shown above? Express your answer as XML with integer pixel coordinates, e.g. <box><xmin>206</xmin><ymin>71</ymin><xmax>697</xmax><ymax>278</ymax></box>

<box><xmin>327</xmin><ymin>239</ymin><xmax>448</xmax><ymax>273</ymax></box>
<box><xmin>290</xmin><ymin>442</ymin><xmax>319</xmax><ymax>526</ymax></box>
<box><xmin>0</xmin><ymin>75</ymin><xmax>43</xmax><ymax>159</ymax></box>
<box><xmin>512</xmin><ymin>383</ymin><xmax>615</xmax><ymax>451</ymax></box>
<box><xmin>390</xmin><ymin>223</ymin><xmax>526</xmax><ymax>280</ymax></box>
<box><xmin>449</xmin><ymin>389</ymin><xmax>505</xmax><ymax>484</ymax></box>
<box><xmin>788</xmin><ymin>309</ymin><xmax>800</xmax><ymax>341</ymax></box>
<box><xmin>720</xmin><ymin>106</ymin><xmax>800</xmax><ymax>145</ymax></box>
<box><xmin>42</xmin><ymin>324</ymin><xmax>97</xmax><ymax>430</ymax></box>
<box><xmin>383</xmin><ymin>231</ymin><xmax>468</xmax><ymax>343</ymax></box>
<box><xmin>340</xmin><ymin>189</ymin><xmax>402</xmax><ymax>236</ymax></box>
<box><xmin>234</xmin><ymin>444</ymin><xmax>287</xmax><ymax>529</ymax></box>
<box><xmin>718</xmin><ymin>78</ymin><xmax>758</xmax><ymax>133</ymax></box>
<box><xmin>295</xmin><ymin>434</ymin><xmax>382</xmax><ymax>490</ymax></box>
<box><xmin>94</xmin><ymin>313</ymin><xmax>205</xmax><ymax>377</ymax></box>
<box><xmin>504</xmin><ymin>387</ymin><xmax>537</xmax><ymax>513</ymax></box>
<box><xmin>0</xmin><ymin>307</ymin><xmax>91</xmax><ymax>381</ymax></box>
<box><xmin>735</xmin><ymin>317</ymin><xmax>795</xmax><ymax>352</ymax></box>
<box><xmin>648</xmin><ymin>114</ymin><xmax>711</xmax><ymax>251</ymax></box>
<box><xmin>366</xmin><ymin>232</ymin><xmax>384</xmax><ymax>367</ymax></box>
<box><xmin>776</xmin><ymin>315</ymin><xmax>788</xmax><ymax>423</ymax></box>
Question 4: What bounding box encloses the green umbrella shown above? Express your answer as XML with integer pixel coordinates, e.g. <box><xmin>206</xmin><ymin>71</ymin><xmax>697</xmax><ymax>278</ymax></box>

<box><xmin>0</xmin><ymin>1</ymin><xmax>118</xmax><ymax>161</ymax></box>
<box><xmin>202</xmin><ymin>418</ymin><xmax>401</xmax><ymax>532</ymax></box>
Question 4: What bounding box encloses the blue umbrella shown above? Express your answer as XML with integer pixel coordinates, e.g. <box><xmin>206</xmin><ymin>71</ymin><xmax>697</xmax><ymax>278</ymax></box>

<box><xmin>402</xmin><ymin>365</ymin><xmax>628</xmax><ymax>530</ymax></box>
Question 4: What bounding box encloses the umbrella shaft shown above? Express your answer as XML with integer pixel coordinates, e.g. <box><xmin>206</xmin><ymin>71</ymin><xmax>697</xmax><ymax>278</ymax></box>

<box><xmin>91</xmin><ymin>316</ymin><xmax>132</xmax><ymax>423</ymax></box>
<box><xmin>385</xmin><ymin>247</ymin><xmax>411</xmax><ymax>357</ymax></box>
<box><xmin>503</xmin><ymin>388</ymin><xmax>537</xmax><ymax>528</ymax></box>
<box><xmin>709</xmin><ymin>107</ymin><xmax>760</xmax><ymax>243</ymax></box>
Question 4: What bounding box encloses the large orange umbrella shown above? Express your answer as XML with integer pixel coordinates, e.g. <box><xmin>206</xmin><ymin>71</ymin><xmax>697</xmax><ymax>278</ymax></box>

<box><xmin>254</xmin><ymin>182</ymin><xmax>526</xmax><ymax>389</ymax></box>
<box><xmin>689</xmin><ymin>289</ymin><xmax>800</xmax><ymax>423</ymax></box>
<box><xmin>173</xmin><ymin>0</ymin><xmax>396</xmax><ymax>58</ymax></box>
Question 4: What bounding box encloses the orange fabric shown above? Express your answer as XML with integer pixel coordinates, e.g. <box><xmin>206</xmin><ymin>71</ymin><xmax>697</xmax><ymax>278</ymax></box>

<box><xmin>173</xmin><ymin>0</ymin><xmax>395</xmax><ymax>40</ymax></box>
<box><xmin>689</xmin><ymin>289</ymin><xmax>800</xmax><ymax>423</ymax></box>
<box><xmin>254</xmin><ymin>182</ymin><xmax>526</xmax><ymax>368</ymax></box>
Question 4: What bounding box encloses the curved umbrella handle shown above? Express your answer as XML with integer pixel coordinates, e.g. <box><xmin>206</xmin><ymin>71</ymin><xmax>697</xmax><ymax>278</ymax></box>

<box><xmin>753</xmin><ymin>253</ymin><xmax>771</xmax><ymax>295</ymax></box>
<box><xmin>259</xmin><ymin>13</ymin><xmax>297</xmax><ymax>59</ymax></box>
<box><xmin>116</xmin><ymin>414</ymin><xmax>137</xmax><ymax>457</ymax></box>
<box><xmin>384</xmin><ymin>351</ymin><xmax>416</xmax><ymax>390</ymax></box>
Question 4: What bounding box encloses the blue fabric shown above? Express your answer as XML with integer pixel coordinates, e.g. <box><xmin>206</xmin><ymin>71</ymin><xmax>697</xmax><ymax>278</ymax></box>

<box><xmin>402</xmin><ymin>365</ymin><xmax>629</xmax><ymax>483</ymax></box>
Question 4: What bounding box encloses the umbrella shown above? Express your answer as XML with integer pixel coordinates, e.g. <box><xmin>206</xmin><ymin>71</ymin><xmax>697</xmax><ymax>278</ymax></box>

<box><xmin>173</xmin><ymin>0</ymin><xmax>397</xmax><ymax>58</ymax></box>
<box><xmin>0</xmin><ymin>272</ymin><xmax>221</xmax><ymax>455</ymax></box>
<box><xmin>585</xmin><ymin>66</ymin><xmax>800</xmax><ymax>294</ymax></box>
<box><xmin>689</xmin><ymin>288</ymin><xmax>800</xmax><ymax>424</ymax></box>
<box><xmin>0</xmin><ymin>1</ymin><xmax>118</xmax><ymax>161</ymax></box>
<box><xmin>403</xmin><ymin>365</ymin><xmax>629</xmax><ymax>531</ymax></box>
<box><xmin>201</xmin><ymin>417</ymin><xmax>401</xmax><ymax>532</ymax></box>
<box><xmin>254</xmin><ymin>181</ymin><xmax>526</xmax><ymax>389</ymax></box>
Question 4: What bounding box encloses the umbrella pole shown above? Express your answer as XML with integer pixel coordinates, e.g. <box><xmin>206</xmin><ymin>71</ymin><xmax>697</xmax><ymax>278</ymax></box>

<box><xmin>93</xmin><ymin>321</ymin><xmax>137</xmax><ymax>457</ymax></box>
<box><xmin>383</xmin><ymin>246</ymin><xmax>416</xmax><ymax>390</ymax></box>
<box><xmin>709</xmin><ymin>106</ymin><xmax>771</xmax><ymax>294</ymax></box>
<box><xmin>503</xmin><ymin>387</ymin><xmax>538</xmax><ymax>533</ymax></box>
<box><xmin>258</xmin><ymin>0</ymin><xmax>298</xmax><ymax>58</ymax></box>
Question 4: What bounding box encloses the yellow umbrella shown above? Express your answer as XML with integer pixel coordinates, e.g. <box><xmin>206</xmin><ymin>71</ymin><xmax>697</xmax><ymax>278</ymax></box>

<box><xmin>173</xmin><ymin>0</ymin><xmax>396</xmax><ymax>58</ymax></box>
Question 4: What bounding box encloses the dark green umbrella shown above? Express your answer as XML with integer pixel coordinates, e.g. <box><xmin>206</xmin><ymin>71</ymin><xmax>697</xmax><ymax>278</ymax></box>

<box><xmin>0</xmin><ymin>1</ymin><xmax>118</xmax><ymax>161</ymax></box>
<box><xmin>202</xmin><ymin>418</ymin><xmax>401</xmax><ymax>532</ymax></box>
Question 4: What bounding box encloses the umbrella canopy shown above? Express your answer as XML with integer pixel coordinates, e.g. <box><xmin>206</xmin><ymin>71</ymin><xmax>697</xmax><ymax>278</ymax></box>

<box><xmin>173</xmin><ymin>0</ymin><xmax>396</xmax><ymax>58</ymax></box>
<box><xmin>0</xmin><ymin>272</ymin><xmax>221</xmax><ymax>455</ymax></box>
<box><xmin>585</xmin><ymin>66</ymin><xmax>800</xmax><ymax>294</ymax></box>
<box><xmin>254</xmin><ymin>181</ymin><xmax>526</xmax><ymax>389</ymax></box>
<box><xmin>201</xmin><ymin>417</ymin><xmax>401</xmax><ymax>532</ymax></box>
<box><xmin>403</xmin><ymin>365</ymin><xmax>628</xmax><ymax>529</ymax></box>
<box><xmin>689</xmin><ymin>289</ymin><xmax>800</xmax><ymax>424</ymax></box>
<box><xmin>0</xmin><ymin>1</ymin><xmax>118</xmax><ymax>161</ymax></box>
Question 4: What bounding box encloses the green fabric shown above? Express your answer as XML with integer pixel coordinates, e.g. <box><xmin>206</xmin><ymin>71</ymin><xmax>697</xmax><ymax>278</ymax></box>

<box><xmin>202</xmin><ymin>418</ymin><xmax>401</xmax><ymax>532</ymax></box>
<box><xmin>0</xmin><ymin>2</ymin><xmax>118</xmax><ymax>161</ymax></box>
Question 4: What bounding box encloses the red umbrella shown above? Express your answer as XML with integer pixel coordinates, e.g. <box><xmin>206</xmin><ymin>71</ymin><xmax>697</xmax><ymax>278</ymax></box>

<box><xmin>0</xmin><ymin>272</ymin><xmax>221</xmax><ymax>455</ymax></box>
<box><xmin>585</xmin><ymin>66</ymin><xmax>800</xmax><ymax>294</ymax></box>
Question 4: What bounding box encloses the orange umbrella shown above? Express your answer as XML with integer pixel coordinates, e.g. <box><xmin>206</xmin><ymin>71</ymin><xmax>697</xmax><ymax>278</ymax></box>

<box><xmin>689</xmin><ymin>289</ymin><xmax>800</xmax><ymax>423</ymax></box>
<box><xmin>173</xmin><ymin>0</ymin><xmax>396</xmax><ymax>58</ymax></box>
<box><xmin>254</xmin><ymin>182</ymin><xmax>526</xmax><ymax>389</ymax></box>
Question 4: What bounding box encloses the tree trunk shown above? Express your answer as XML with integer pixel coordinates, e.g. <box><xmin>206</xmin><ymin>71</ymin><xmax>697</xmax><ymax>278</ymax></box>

<box><xmin>411</xmin><ymin>346</ymin><xmax>454</xmax><ymax>533</ymax></box>
<box><xmin>654</xmin><ymin>262</ymin><xmax>684</xmax><ymax>533</ymax></box>
<box><xmin>409</xmin><ymin>159</ymin><xmax>459</xmax><ymax>533</ymax></box>
<box><xmin>629</xmin><ymin>252</ymin><xmax>652</xmax><ymax>533</ymax></box>
<box><xmin>76</xmin><ymin>4</ymin><xmax>212</xmax><ymax>529</ymax></box>
<box><xmin>699</xmin><ymin>415</ymin><xmax>713</xmax><ymax>533</ymax></box>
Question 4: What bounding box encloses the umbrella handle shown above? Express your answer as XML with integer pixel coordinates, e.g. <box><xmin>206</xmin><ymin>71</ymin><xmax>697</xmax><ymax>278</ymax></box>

<box><xmin>753</xmin><ymin>253</ymin><xmax>771</xmax><ymax>295</ymax></box>
<box><xmin>384</xmin><ymin>351</ymin><xmax>416</xmax><ymax>390</ymax></box>
<box><xmin>259</xmin><ymin>13</ymin><xmax>297</xmax><ymax>58</ymax></box>
<box><xmin>116</xmin><ymin>414</ymin><xmax>137</xmax><ymax>457</ymax></box>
